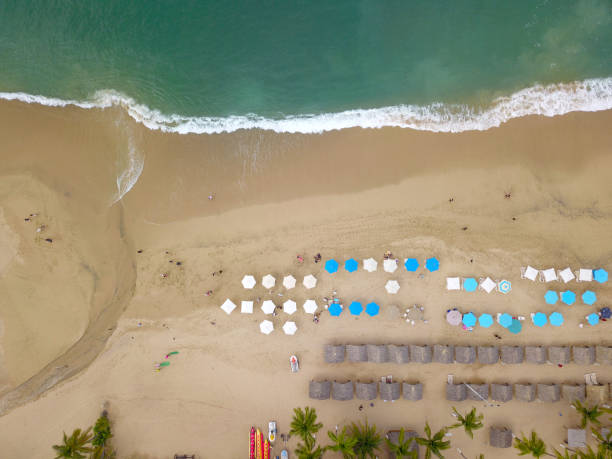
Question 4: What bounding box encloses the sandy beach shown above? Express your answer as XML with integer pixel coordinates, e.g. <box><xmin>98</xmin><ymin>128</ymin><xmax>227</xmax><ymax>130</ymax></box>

<box><xmin>0</xmin><ymin>99</ymin><xmax>611</xmax><ymax>458</ymax></box>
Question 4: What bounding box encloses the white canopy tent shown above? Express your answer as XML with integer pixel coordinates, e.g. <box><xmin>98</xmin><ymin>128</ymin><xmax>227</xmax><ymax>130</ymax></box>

<box><xmin>241</xmin><ymin>301</ymin><xmax>254</xmax><ymax>314</ymax></box>
<box><xmin>283</xmin><ymin>275</ymin><xmax>296</xmax><ymax>289</ymax></box>
<box><xmin>363</xmin><ymin>258</ymin><xmax>378</xmax><ymax>272</ymax></box>
<box><xmin>558</xmin><ymin>267</ymin><xmax>575</xmax><ymax>283</ymax></box>
<box><xmin>220</xmin><ymin>299</ymin><xmax>237</xmax><ymax>315</ymax></box>
<box><xmin>480</xmin><ymin>277</ymin><xmax>496</xmax><ymax>293</ymax></box>
<box><xmin>522</xmin><ymin>265</ymin><xmax>539</xmax><ymax>281</ymax></box>
<box><xmin>577</xmin><ymin>268</ymin><xmax>593</xmax><ymax>282</ymax></box>
<box><xmin>303</xmin><ymin>299</ymin><xmax>318</xmax><ymax>314</ymax></box>
<box><xmin>282</xmin><ymin>321</ymin><xmax>298</xmax><ymax>335</ymax></box>
<box><xmin>283</xmin><ymin>300</ymin><xmax>297</xmax><ymax>315</ymax></box>
<box><xmin>446</xmin><ymin>277</ymin><xmax>461</xmax><ymax>291</ymax></box>
<box><xmin>303</xmin><ymin>274</ymin><xmax>317</xmax><ymax>289</ymax></box>
<box><xmin>261</xmin><ymin>300</ymin><xmax>276</xmax><ymax>314</ymax></box>
<box><xmin>241</xmin><ymin>275</ymin><xmax>256</xmax><ymax>289</ymax></box>
<box><xmin>383</xmin><ymin>259</ymin><xmax>397</xmax><ymax>273</ymax></box>
<box><xmin>260</xmin><ymin>320</ymin><xmax>274</xmax><ymax>335</ymax></box>
<box><xmin>540</xmin><ymin>268</ymin><xmax>557</xmax><ymax>282</ymax></box>
<box><xmin>385</xmin><ymin>280</ymin><xmax>400</xmax><ymax>294</ymax></box>
<box><xmin>262</xmin><ymin>274</ymin><xmax>276</xmax><ymax>289</ymax></box>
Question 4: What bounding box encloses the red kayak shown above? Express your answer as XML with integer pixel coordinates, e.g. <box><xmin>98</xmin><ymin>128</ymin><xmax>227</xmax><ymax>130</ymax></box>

<box><xmin>250</xmin><ymin>427</ymin><xmax>256</xmax><ymax>459</ymax></box>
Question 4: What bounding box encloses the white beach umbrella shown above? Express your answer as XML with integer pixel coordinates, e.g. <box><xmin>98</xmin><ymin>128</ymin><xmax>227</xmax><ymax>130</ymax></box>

<box><xmin>260</xmin><ymin>320</ymin><xmax>274</xmax><ymax>335</ymax></box>
<box><xmin>480</xmin><ymin>277</ymin><xmax>496</xmax><ymax>293</ymax></box>
<box><xmin>383</xmin><ymin>259</ymin><xmax>397</xmax><ymax>273</ymax></box>
<box><xmin>385</xmin><ymin>280</ymin><xmax>400</xmax><ymax>294</ymax></box>
<box><xmin>303</xmin><ymin>274</ymin><xmax>317</xmax><ymax>289</ymax></box>
<box><xmin>303</xmin><ymin>299</ymin><xmax>318</xmax><ymax>314</ymax></box>
<box><xmin>282</xmin><ymin>321</ymin><xmax>298</xmax><ymax>335</ymax></box>
<box><xmin>283</xmin><ymin>299</ymin><xmax>297</xmax><ymax>315</ymax></box>
<box><xmin>241</xmin><ymin>301</ymin><xmax>253</xmax><ymax>314</ymax></box>
<box><xmin>261</xmin><ymin>300</ymin><xmax>276</xmax><ymax>315</ymax></box>
<box><xmin>558</xmin><ymin>267</ymin><xmax>575</xmax><ymax>283</ymax></box>
<box><xmin>541</xmin><ymin>268</ymin><xmax>557</xmax><ymax>282</ymax></box>
<box><xmin>283</xmin><ymin>275</ymin><xmax>296</xmax><ymax>289</ymax></box>
<box><xmin>241</xmin><ymin>275</ymin><xmax>256</xmax><ymax>289</ymax></box>
<box><xmin>578</xmin><ymin>268</ymin><xmax>593</xmax><ymax>282</ymax></box>
<box><xmin>220</xmin><ymin>299</ymin><xmax>237</xmax><ymax>315</ymax></box>
<box><xmin>446</xmin><ymin>277</ymin><xmax>461</xmax><ymax>291</ymax></box>
<box><xmin>523</xmin><ymin>265</ymin><xmax>539</xmax><ymax>281</ymax></box>
<box><xmin>262</xmin><ymin>274</ymin><xmax>276</xmax><ymax>289</ymax></box>
<box><xmin>363</xmin><ymin>258</ymin><xmax>378</xmax><ymax>272</ymax></box>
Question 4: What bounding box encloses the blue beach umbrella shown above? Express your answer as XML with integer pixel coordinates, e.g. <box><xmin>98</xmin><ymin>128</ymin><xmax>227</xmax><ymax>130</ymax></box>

<box><xmin>463</xmin><ymin>278</ymin><xmax>478</xmax><ymax>292</ymax></box>
<box><xmin>349</xmin><ymin>301</ymin><xmax>363</xmax><ymax>316</ymax></box>
<box><xmin>587</xmin><ymin>313</ymin><xmax>599</xmax><ymax>326</ymax></box>
<box><xmin>594</xmin><ymin>269</ymin><xmax>608</xmax><ymax>283</ymax></box>
<box><xmin>425</xmin><ymin>257</ymin><xmax>439</xmax><ymax>272</ymax></box>
<box><xmin>478</xmin><ymin>313</ymin><xmax>493</xmax><ymax>328</ymax></box>
<box><xmin>508</xmin><ymin>319</ymin><xmax>522</xmax><ymax>334</ymax></box>
<box><xmin>582</xmin><ymin>291</ymin><xmax>597</xmax><ymax>305</ymax></box>
<box><xmin>549</xmin><ymin>312</ymin><xmax>564</xmax><ymax>327</ymax></box>
<box><xmin>561</xmin><ymin>291</ymin><xmax>576</xmax><ymax>306</ymax></box>
<box><xmin>328</xmin><ymin>303</ymin><xmax>342</xmax><ymax>317</ymax></box>
<box><xmin>600</xmin><ymin>307</ymin><xmax>611</xmax><ymax>319</ymax></box>
<box><xmin>365</xmin><ymin>302</ymin><xmax>380</xmax><ymax>317</ymax></box>
<box><xmin>544</xmin><ymin>290</ymin><xmax>558</xmax><ymax>305</ymax></box>
<box><xmin>532</xmin><ymin>312</ymin><xmax>547</xmax><ymax>327</ymax></box>
<box><xmin>499</xmin><ymin>313</ymin><xmax>513</xmax><ymax>328</ymax></box>
<box><xmin>462</xmin><ymin>312</ymin><xmax>477</xmax><ymax>328</ymax></box>
<box><xmin>325</xmin><ymin>259</ymin><xmax>339</xmax><ymax>274</ymax></box>
<box><xmin>404</xmin><ymin>258</ymin><xmax>419</xmax><ymax>272</ymax></box>
<box><xmin>344</xmin><ymin>258</ymin><xmax>358</xmax><ymax>273</ymax></box>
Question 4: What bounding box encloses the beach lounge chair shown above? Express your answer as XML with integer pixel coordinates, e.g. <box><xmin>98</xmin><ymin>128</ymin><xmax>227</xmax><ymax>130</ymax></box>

<box><xmin>539</xmin><ymin>268</ymin><xmax>558</xmax><ymax>282</ymax></box>
<box><xmin>332</xmin><ymin>380</ymin><xmax>354</xmax><ymax>401</ymax></box>
<box><xmin>446</xmin><ymin>277</ymin><xmax>460</xmax><ymax>291</ymax></box>
<box><xmin>514</xmin><ymin>383</ymin><xmax>536</xmax><ymax>402</ymax></box>
<box><xmin>433</xmin><ymin>344</ymin><xmax>454</xmax><ymax>364</ymax></box>
<box><xmin>386</xmin><ymin>345</ymin><xmax>410</xmax><ymax>364</ymax></box>
<box><xmin>521</xmin><ymin>266</ymin><xmax>539</xmax><ymax>281</ymax></box>
<box><xmin>567</xmin><ymin>428</ymin><xmax>587</xmax><ymax>448</ymax></box>
<box><xmin>477</xmin><ymin>346</ymin><xmax>499</xmax><ymax>365</ymax></box>
<box><xmin>402</xmin><ymin>382</ymin><xmax>423</xmax><ymax>401</ymax></box>
<box><xmin>454</xmin><ymin>346</ymin><xmax>476</xmax><ymax>364</ymax></box>
<box><xmin>355</xmin><ymin>381</ymin><xmax>378</xmax><ymax>400</ymax></box>
<box><xmin>548</xmin><ymin>346</ymin><xmax>571</xmax><ymax>365</ymax></box>
<box><xmin>324</xmin><ymin>344</ymin><xmax>345</xmax><ymax>363</ymax></box>
<box><xmin>572</xmin><ymin>346</ymin><xmax>595</xmax><ymax>365</ymax></box>
<box><xmin>409</xmin><ymin>345</ymin><xmax>432</xmax><ymax>363</ymax></box>
<box><xmin>537</xmin><ymin>383</ymin><xmax>561</xmax><ymax>402</ymax></box>
<box><xmin>490</xmin><ymin>427</ymin><xmax>513</xmax><ymax>448</ymax></box>
<box><xmin>525</xmin><ymin>346</ymin><xmax>547</xmax><ymax>364</ymax></box>
<box><xmin>500</xmin><ymin>346</ymin><xmax>524</xmax><ymax>364</ymax></box>
<box><xmin>346</xmin><ymin>344</ymin><xmax>367</xmax><ymax>362</ymax></box>
<box><xmin>446</xmin><ymin>383</ymin><xmax>467</xmax><ymax>401</ymax></box>
<box><xmin>380</xmin><ymin>381</ymin><xmax>401</xmax><ymax>401</ymax></box>
<box><xmin>491</xmin><ymin>383</ymin><xmax>513</xmax><ymax>402</ymax></box>
<box><xmin>387</xmin><ymin>430</ymin><xmax>418</xmax><ymax>459</ymax></box>
<box><xmin>466</xmin><ymin>383</ymin><xmax>489</xmax><ymax>401</ymax></box>
<box><xmin>309</xmin><ymin>380</ymin><xmax>331</xmax><ymax>400</ymax></box>
<box><xmin>366</xmin><ymin>344</ymin><xmax>388</xmax><ymax>363</ymax></box>
<box><xmin>558</xmin><ymin>267</ymin><xmax>575</xmax><ymax>283</ymax></box>
<box><xmin>479</xmin><ymin>277</ymin><xmax>496</xmax><ymax>293</ymax></box>
<box><xmin>576</xmin><ymin>268</ymin><xmax>593</xmax><ymax>282</ymax></box>
<box><xmin>595</xmin><ymin>345</ymin><xmax>612</xmax><ymax>364</ymax></box>
<box><xmin>562</xmin><ymin>384</ymin><xmax>585</xmax><ymax>402</ymax></box>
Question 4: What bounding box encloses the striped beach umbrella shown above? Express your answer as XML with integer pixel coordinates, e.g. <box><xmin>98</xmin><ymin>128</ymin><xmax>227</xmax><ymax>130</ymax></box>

<box><xmin>404</xmin><ymin>258</ymin><xmax>419</xmax><ymax>272</ymax></box>
<box><xmin>349</xmin><ymin>301</ymin><xmax>363</xmax><ymax>316</ymax></box>
<box><xmin>561</xmin><ymin>290</ymin><xmax>576</xmax><ymax>305</ymax></box>
<box><xmin>345</xmin><ymin>258</ymin><xmax>358</xmax><ymax>273</ymax></box>
<box><xmin>498</xmin><ymin>280</ymin><xmax>511</xmax><ymax>294</ymax></box>
<box><xmin>545</xmin><ymin>290</ymin><xmax>558</xmax><ymax>305</ymax></box>
<box><xmin>325</xmin><ymin>259</ymin><xmax>339</xmax><ymax>273</ymax></box>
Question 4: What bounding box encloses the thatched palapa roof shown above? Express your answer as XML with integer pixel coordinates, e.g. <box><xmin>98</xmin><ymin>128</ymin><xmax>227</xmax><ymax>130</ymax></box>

<box><xmin>586</xmin><ymin>384</ymin><xmax>609</xmax><ymax>404</ymax></box>
<box><xmin>446</xmin><ymin>383</ymin><xmax>467</xmax><ymax>401</ymax></box>
<box><xmin>514</xmin><ymin>383</ymin><xmax>536</xmax><ymax>402</ymax></box>
<box><xmin>387</xmin><ymin>345</ymin><xmax>410</xmax><ymax>364</ymax></box>
<box><xmin>332</xmin><ymin>380</ymin><xmax>354</xmax><ymax>401</ymax></box>
<box><xmin>380</xmin><ymin>381</ymin><xmax>401</xmax><ymax>401</ymax></box>
<box><xmin>346</xmin><ymin>344</ymin><xmax>368</xmax><ymax>362</ymax></box>
<box><xmin>409</xmin><ymin>345</ymin><xmax>432</xmax><ymax>363</ymax></box>
<box><xmin>324</xmin><ymin>344</ymin><xmax>345</xmax><ymax>363</ymax></box>
<box><xmin>537</xmin><ymin>383</ymin><xmax>561</xmax><ymax>402</ymax></box>
<box><xmin>548</xmin><ymin>346</ymin><xmax>570</xmax><ymax>365</ymax></box>
<box><xmin>433</xmin><ymin>344</ymin><xmax>454</xmax><ymax>364</ymax></box>
<box><xmin>478</xmin><ymin>346</ymin><xmax>499</xmax><ymax>364</ymax></box>
<box><xmin>491</xmin><ymin>383</ymin><xmax>513</xmax><ymax>402</ymax></box>
<box><xmin>309</xmin><ymin>380</ymin><xmax>331</xmax><ymax>400</ymax></box>
<box><xmin>595</xmin><ymin>345</ymin><xmax>612</xmax><ymax>364</ymax></box>
<box><xmin>402</xmin><ymin>382</ymin><xmax>423</xmax><ymax>401</ymax></box>
<box><xmin>366</xmin><ymin>344</ymin><xmax>388</xmax><ymax>363</ymax></box>
<box><xmin>562</xmin><ymin>384</ymin><xmax>585</xmax><ymax>403</ymax></box>
<box><xmin>500</xmin><ymin>346</ymin><xmax>524</xmax><ymax>364</ymax></box>
<box><xmin>387</xmin><ymin>430</ymin><xmax>418</xmax><ymax>459</ymax></box>
<box><xmin>466</xmin><ymin>383</ymin><xmax>489</xmax><ymax>401</ymax></box>
<box><xmin>490</xmin><ymin>426</ymin><xmax>513</xmax><ymax>448</ymax></box>
<box><xmin>355</xmin><ymin>381</ymin><xmax>378</xmax><ymax>400</ymax></box>
<box><xmin>455</xmin><ymin>346</ymin><xmax>476</xmax><ymax>364</ymax></box>
<box><xmin>525</xmin><ymin>346</ymin><xmax>547</xmax><ymax>364</ymax></box>
<box><xmin>572</xmin><ymin>346</ymin><xmax>595</xmax><ymax>365</ymax></box>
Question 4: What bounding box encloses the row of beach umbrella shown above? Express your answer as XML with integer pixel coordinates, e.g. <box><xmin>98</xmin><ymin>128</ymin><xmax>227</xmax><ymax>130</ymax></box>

<box><xmin>544</xmin><ymin>290</ymin><xmax>597</xmax><ymax>305</ymax></box>
<box><xmin>220</xmin><ymin>298</ymin><xmax>381</xmax><ymax>317</ymax></box>
<box><xmin>446</xmin><ymin>277</ymin><xmax>511</xmax><ymax>294</ymax></box>
<box><xmin>259</xmin><ymin>320</ymin><xmax>297</xmax><ymax>335</ymax></box>
<box><xmin>325</xmin><ymin>257</ymin><xmax>439</xmax><ymax>274</ymax></box>
<box><xmin>523</xmin><ymin>266</ymin><xmax>608</xmax><ymax>283</ymax></box>
<box><xmin>241</xmin><ymin>274</ymin><xmax>317</xmax><ymax>290</ymax></box>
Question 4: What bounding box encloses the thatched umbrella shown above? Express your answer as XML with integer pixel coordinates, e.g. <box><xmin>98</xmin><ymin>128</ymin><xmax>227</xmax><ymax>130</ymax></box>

<box><xmin>478</xmin><ymin>346</ymin><xmax>499</xmax><ymax>365</ymax></box>
<box><xmin>562</xmin><ymin>384</ymin><xmax>585</xmax><ymax>402</ymax></box>
<box><xmin>537</xmin><ymin>383</ymin><xmax>561</xmax><ymax>402</ymax></box>
<box><xmin>525</xmin><ymin>346</ymin><xmax>547</xmax><ymax>364</ymax></box>
<box><xmin>309</xmin><ymin>380</ymin><xmax>331</xmax><ymax>400</ymax></box>
<box><xmin>491</xmin><ymin>383</ymin><xmax>513</xmax><ymax>402</ymax></box>
<box><xmin>586</xmin><ymin>384</ymin><xmax>609</xmax><ymax>404</ymax></box>
<box><xmin>332</xmin><ymin>381</ymin><xmax>354</xmax><ymax>401</ymax></box>
<box><xmin>595</xmin><ymin>345</ymin><xmax>612</xmax><ymax>364</ymax></box>
<box><xmin>409</xmin><ymin>345</ymin><xmax>432</xmax><ymax>363</ymax></box>
<box><xmin>455</xmin><ymin>346</ymin><xmax>476</xmax><ymax>364</ymax></box>
<box><xmin>387</xmin><ymin>345</ymin><xmax>410</xmax><ymax>364</ymax></box>
<box><xmin>402</xmin><ymin>382</ymin><xmax>423</xmax><ymax>401</ymax></box>
<box><xmin>446</xmin><ymin>383</ymin><xmax>467</xmax><ymax>401</ymax></box>
<box><xmin>387</xmin><ymin>430</ymin><xmax>418</xmax><ymax>459</ymax></box>
<box><xmin>366</xmin><ymin>344</ymin><xmax>388</xmax><ymax>363</ymax></box>
<box><xmin>514</xmin><ymin>383</ymin><xmax>536</xmax><ymax>402</ymax></box>
<box><xmin>324</xmin><ymin>344</ymin><xmax>345</xmax><ymax>363</ymax></box>
<box><xmin>490</xmin><ymin>426</ymin><xmax>513</xmax><ymax>448</ymax></box>
<box><xmin>380</xmin><ymin>381</ymin><xmax>401</xmax><ymax>401</ymax></box>
<box><xmin>548</xmin><ymin>346</ymin><xmax>571</xmax><ymax>365</ymax></box>
<box><xmin>466</xmin><ymin>383</ymin><xmax>489</xmax><ymax>401</ymax></box>
<box><xmin>346</xmin><ymin>344</ymin><xmax>368</xmax><ymax>362</ymax></box>
<box><xmin>572</xmin><ymin>346</ymin><xmax>595</xmax><ymax>365</ymax></box>
<box><xmin>355</xmin><ymin>381</ymin><xmax>378</xmax><ymax>400</ymax></box>
<box><xmin>500</xmin><ymin>346</ymin><xmax>524</xmax><ymax>364</ymax></box>
<box><xmin>433</xmin><ymin>344</ymin><xmax>454</xmax><ymax>364</ymax></box>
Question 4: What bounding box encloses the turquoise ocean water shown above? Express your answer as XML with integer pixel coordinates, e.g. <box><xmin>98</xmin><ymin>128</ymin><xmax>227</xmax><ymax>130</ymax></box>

<box><xmin>0</xmin><ymin>0</ymin><xmax>611</xmax><ymax>133</ymax></box>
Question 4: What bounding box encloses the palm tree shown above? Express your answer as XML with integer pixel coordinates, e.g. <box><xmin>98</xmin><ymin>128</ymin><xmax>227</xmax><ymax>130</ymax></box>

<box><xmin>552</xmin><ymin>448</ymin><xmax>577</xmax><ymax>459</ymax></box>
<box><xmin>385</xmin><ymin>428</ymin><xmax>417</xmax><ymax>459</ymax></box>
<box><xmin>290</xmin><ymin>407</ymin><xmax>323</xmax><ymax>443</ymax></box>
<box><xmin>415</xmin><ymin>422</ymin><xmax>451</xmax><ymax>459</ymax></box>
<box><xmin>295</xmin><ymin>436</ymin><xmax>324</xmax><ymax>459</ymax></box>
<box><xmin>448</xmin><ymin>407</ymin><xmax>484</xmax><ymax>439</ymax></box>
<box><xmin>514</xmin><ymin>431</ymin><xmax>553</xmax><ymax>458</ymax></box>
<box><xmin>326</xmin><ymin>426</ymin><xmax>357</xmax><ymax>458</ymax></box>
<box><xmin>350</xmin><ymin>420</ymin><xmax>381</xmax><ymax>459</ymax></box>
<box><xmin>52</xmin><ymin>427</ymin><xmax>93</xmax><ymax>459</ymax></box>
<box><xmin>571</xmin><ymin>401</ymin><xmax>604</xmax><ymax>429</ymax></box>
<box><xmin>592</xmin><ymin>428</ymin><xmax>612</xmax><ymax>456</ymax></box>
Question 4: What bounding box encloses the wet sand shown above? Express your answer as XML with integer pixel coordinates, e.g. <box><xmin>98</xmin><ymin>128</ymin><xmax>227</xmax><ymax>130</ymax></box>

<box><xmin>0</xmin><ymin>100</ymin><xmax>611</xmax><ymax>457</ymax></box>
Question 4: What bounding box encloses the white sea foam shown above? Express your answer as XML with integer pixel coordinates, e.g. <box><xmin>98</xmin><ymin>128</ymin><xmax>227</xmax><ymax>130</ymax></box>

<box><xmin>2</xmin><ymin>77</ymin><xmax>612</xmax><ymax>134</ymax></box>
<box><xmin>111</xmin><ymin>134</ymin><xmax>144</xmax><ymax>205</ymax></box>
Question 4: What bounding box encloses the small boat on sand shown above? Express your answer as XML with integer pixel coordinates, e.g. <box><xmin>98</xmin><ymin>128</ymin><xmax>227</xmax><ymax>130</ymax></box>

<box><xmin>281</xmin><ymin>450</ymin><xmax>289</xmax><ymax>459</ymax></box>
<box><xmin>249</xmin><ymin>427</ymin><xmax>256</xmax><ymax>459</ymax></box>
<box><xmin>268</xmin><ymin>421</ymin><xmax>277</xmax><ymax>443</ymax></box>
<box><xmin>290</xmin><ymin>355</ymin><xmax>299</xmax><ymax>372</ymax></box>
